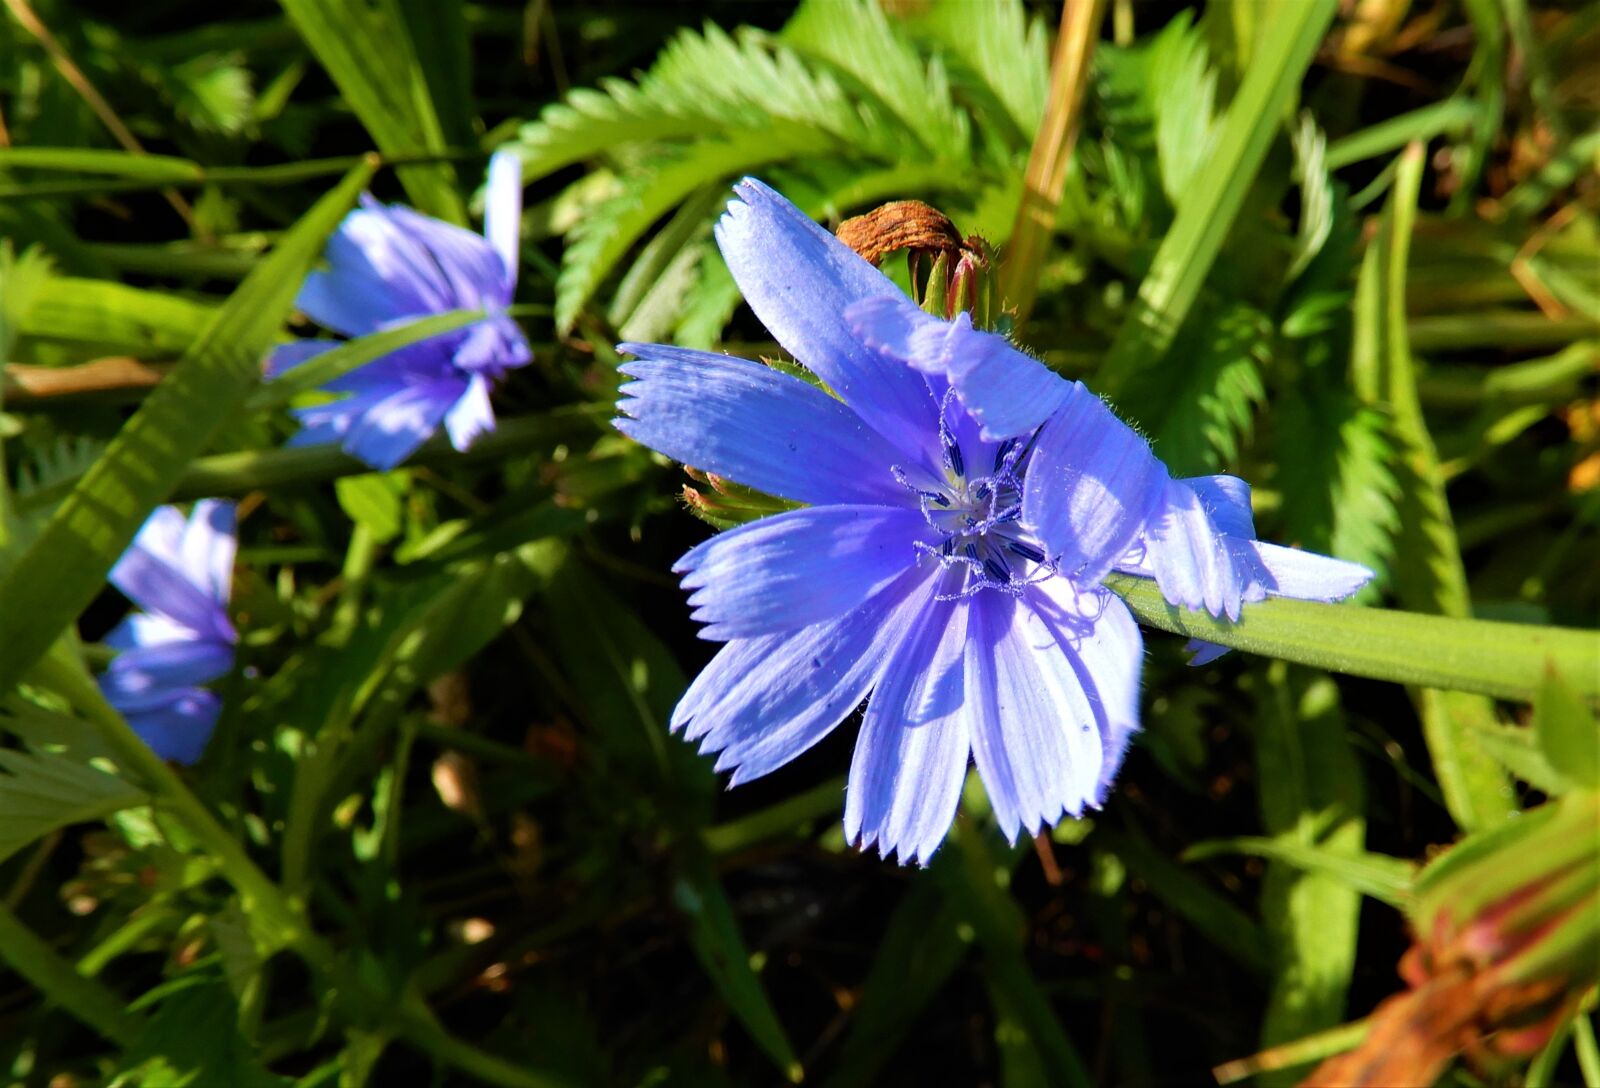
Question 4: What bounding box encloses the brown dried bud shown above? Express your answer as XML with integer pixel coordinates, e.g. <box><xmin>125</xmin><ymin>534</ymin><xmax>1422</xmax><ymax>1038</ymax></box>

<box><xmin>835</xmin><ymin>200</ymin><xmax>963</xmax><ymax>267</ymax></box>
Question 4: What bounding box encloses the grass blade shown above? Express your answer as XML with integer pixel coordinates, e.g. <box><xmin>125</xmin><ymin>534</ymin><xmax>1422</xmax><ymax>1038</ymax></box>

<box><xmin>246</xmin><ymin>308</ymin><xmax>490</xmax><ymax>411</ymax></box>
<box><xmin>278</xmin><ymin>0</ymin><xmax>464</xmax><ymax>222</ymax></box>
<box><xmin>0</xmin><ymin>161</ymin><xmax>374</xmax><ymax>696</ymax></box>
<box><xmin>1361</xmin><ymin>144</ymin><xmax>1512</xmax><ymax>831</ymax></box>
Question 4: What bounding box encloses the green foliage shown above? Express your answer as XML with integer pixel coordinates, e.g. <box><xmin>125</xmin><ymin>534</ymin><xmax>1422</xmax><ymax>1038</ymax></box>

<box><xmin>511</xmin><ymin>0</ymin><xmax>1048</xmax><ymax>334</ymax></box>
<box><xmin>1</xmin><ymin>0</ymin><xmax>1596</xmax><ymax>1085</ymax></box>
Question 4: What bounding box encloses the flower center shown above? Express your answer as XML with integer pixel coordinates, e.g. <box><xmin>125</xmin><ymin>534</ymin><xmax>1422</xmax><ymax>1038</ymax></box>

<box><xmin>899</xmin><ymin>395</ymin><xmax>1052</xmax><ymax>599</ymax></box>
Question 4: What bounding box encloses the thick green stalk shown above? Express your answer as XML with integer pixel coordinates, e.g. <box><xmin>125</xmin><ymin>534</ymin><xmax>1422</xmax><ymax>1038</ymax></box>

<box><xmin>1106</xmin><ymin>576</ymin><xmax>1600</xmax><ymax>704</ymax></box>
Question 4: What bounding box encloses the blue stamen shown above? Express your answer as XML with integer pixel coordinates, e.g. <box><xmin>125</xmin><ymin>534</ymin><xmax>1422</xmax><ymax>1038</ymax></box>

<box><xmin>983</xmin><ymin>556</ymin><xmax>1011</xmax><ymax>583</ymax></box>
<box><xmin>1007</xmin><ymin>541</ymin><xmax>1045</xmax><ymax>563</ymax></box>
<box><xmin>993</xmin><ymin>439</ymin><xmax>1015</xmax><ymax>470</ymax></box>
<box><xmin>974</xmin><ymin>483</ymin><xmax>991</xmax><ymax>501</ymax></box>
<box><xmin>964</xmin><ymin>542</ymin><xmax>978</xmax><ymax>561</ymax></box>
<box><xmin>945</xmin><ymin>439</ymin><xmax>965</xmax><ymax>477</ymax></box>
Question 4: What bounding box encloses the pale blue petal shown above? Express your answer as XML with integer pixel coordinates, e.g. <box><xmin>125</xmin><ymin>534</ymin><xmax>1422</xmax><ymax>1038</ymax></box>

<box><xmin>443</xmin><ymin>373</ymin><xmax>496</xmax><ymax>451</ymax></box>
<box><xmin>614</xmin><ymin>345</ymin><xmax>911</xmax><ymax>506</ymax></box>
<box><xmin>1186</xmin><ymin>475</ymin><xmax>1256</xmax><ymax>538</ymax></box>
<box><xmin>342</xmin><ymin>379</ymin><xmax>461</xmax><ymax>470</ymax></box>
<box><xmin>1142</xmin><ymin>477</ymin><xmax>1245</xmax><ymax>620</ymax></box>
<box><xmin>713</xmin><ymin>178</ymin><xmax>940</xmax><ymax>460</ymax></box>
<box><xmin>104</xmin><ymin>612</ymin><xmax>189</xmax><ymax>652</ymax></box>
<box><xmin>297</xmin><ymin>203</ymin><xmax>447</xmax><ymax>334</ymax></box>
<box><xmin>966</xmin><ymin>591</ymin><xmax>1103</xmax><ymax>843</ymax></box>
<box><xmin>384</xmin><ymin>204</ymin><xmax>508</xmax><ymax>309</ymax></box>
<box><xmin>844</xmin><ymin>582</ymin><xmax>971</xmax><ymax>865</ymax></box>
<box><xmin>110</xmin><ymin>525</ymin><xmax>223</xmax><ymax>638</ymax></box>
<box><xmin>846</xmin><ymin>299</ymin><xmax>1073</xmax><ymax>441</ymax></box>
<box><xmin>1023</xmin><ymin>382</ymin><xmax>1168</xmax><ymax>583</ymax></box>
<box><xmin>672</xmin><ymin>567</ymin><xmax>938</xmax><ymax>786</ymax></box>
<box><xmin>674</xmin><ymin>505</ymin><xmax>928</xmax><ymax>640</ymax></box>
<box><xmin>100</xmin><ymin>640</ymin><xmax>233</xmax><ymax>712</ymax></box>
<box><xmin>484</xmin><ymin>150</ymin><xmax>522</xmax><ymax>292</ymax></box>
<box><xmin>1038</xmin><ymin>584</ymin><xmax>1144</xmax><ymax>806</ymax></box>
<box><xmin>1253</xmin><ymin>543</ymin><xmax>1374</xmax><ymax>601</ymax></box>
<box><xmin>123</xmin><ymin>689</ymin><xmax>221</xmax><ymax>765</ymax></box>
<box><xmin>451</xmin><ymin>316</ymin><xmax>530</xmax><ymax>378</ymax></box>
<box><xmin>179</xmin><ymin>500</ymin><xmax>237</xmax><ymax>607</ymax></box>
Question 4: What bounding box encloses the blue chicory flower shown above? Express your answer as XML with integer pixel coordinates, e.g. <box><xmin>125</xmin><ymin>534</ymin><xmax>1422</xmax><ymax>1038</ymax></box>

<box><xmin>614</xmin><ymin>179</ymin><xmax>1371</xmax><ymax>864</ymax></box>
<box><xmin>100</xmin><ymin>501</ymin><xmax>238</xmax><ymax>764</ymax></box>
<box><xmin>266</xmin><ymin>151</ymin><xmax>531</xmax><ymax>470</ymax></box>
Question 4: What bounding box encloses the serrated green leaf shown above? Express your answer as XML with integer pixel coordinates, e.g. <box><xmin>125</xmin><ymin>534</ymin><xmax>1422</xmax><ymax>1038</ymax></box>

<box><xmin>555</xmin><ymin>130</ymin><xmax>831</xmax><ymax>332</ymax></box>
<box><xmin>1534</xmin><ymin>663</ymin><xmax>1600</xmax><ymax>791</ymax></box>
<box><xmin>1276</xmin><ymin>395</ymin><xmax>1400</xmax><ymax>599</ymax></box>
<box><xmin>0</xmin><ymin>161</ymin><xmax>373</xmax><ymax>698</ymax></box>
<box><xmin>1359</xmin><ymin>144</ymin><xmax>1512</xmax><ymax>831</ymax></box>
<box><xmin>0</xmin><ymin>747</ymin><xmax>148</xmax><ymax>864</ymax></box>
<box><xmin>782</xmin><ymin>0</ymin><xmax>970</xmax><ymax>161</ymax></box>
<box><xmin>1142</xmin><ymin>302</ymin><xmax>1268</xmax><ymax>475</ymax></box>
<box><xmin>905</xmin><ymin>0</ymin><xmax>1048</xmax><ymax>145</ymax></box>
<box><xmin>1098</xmin><ymin>0</ymin><xmax>1338</xmax><ymax>398</ymax></box>
<box><xmin>513</xmin><ymin>22</ymin><xmax>923</xmax><ymax>184</ymax></box>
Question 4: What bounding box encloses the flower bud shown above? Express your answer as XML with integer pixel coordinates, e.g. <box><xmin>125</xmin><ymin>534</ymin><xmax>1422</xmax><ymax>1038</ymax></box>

<box><xmin>835</xmin><ymin>201</ymin><xmax>998</xmax><ymax>328</ymax></box>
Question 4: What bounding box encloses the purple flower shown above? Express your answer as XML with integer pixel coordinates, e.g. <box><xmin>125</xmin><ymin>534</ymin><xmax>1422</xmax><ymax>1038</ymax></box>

<box><xmin>615</xmin><ymin>179</ymin><xmax>1371</xmax><ymax>864</ymax></box>
<box><xmin>266</xmin><ymin>151</ymin><xmax>531</xmax><ymax>470</ymax></box>
<box><xmin>99</xmin><ymin>502</ymin><xmax>238</xmax><ymax>765</ymax></box>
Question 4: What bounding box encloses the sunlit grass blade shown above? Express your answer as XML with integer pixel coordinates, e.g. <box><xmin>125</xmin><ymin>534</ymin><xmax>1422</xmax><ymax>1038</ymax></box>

<box><xmin>1359</xmin><ymin>143</ymin><xmax>1511</xmax><ymax>831</ymax></box>
<box><xmin>1182</xmin><ymin>838</ymin><xmax>1414</xmax><ymax>908</ymax></box>
<box><xmin>1096</xmin><ymin>0</ymin><xmax>1337</xmax><ymax>396</ymax></box>
<box><xmin>278</xmin><ymin>0</ymin><xmax>465</xmax><ymax>222</ymax></box>
<box><xmin>0</xmin><ymin>146</ymin><xmax>201</xmax><ymax>180</ymax></box>
<box><xmin>246</xmin><ymin>308</ymin><xmax>491</xmax><ymax>411</ymax></box>
<box><xmin>0</xmin><ymin>160</ymin><xmax>374</xmax><ymax>696</ymax></box>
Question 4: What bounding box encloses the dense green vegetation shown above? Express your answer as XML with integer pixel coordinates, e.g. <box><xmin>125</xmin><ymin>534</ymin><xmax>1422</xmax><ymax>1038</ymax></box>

<box><xmin>0</xmin><ymin>1</ymin><xmax>1596</xmax><ymax>1085</ymax></box>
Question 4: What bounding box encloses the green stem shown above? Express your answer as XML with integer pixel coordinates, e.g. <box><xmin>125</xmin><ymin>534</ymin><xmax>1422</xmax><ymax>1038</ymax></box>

<box><xmin>0</xmin><ymin>898</ymin><xmax>144</xmax><ymax>1046</ymax></box>
<box><xmin>1106</xmin><ymin>575</ymin><xmax>1600</xmax><ymax>704</ymax></box>
<box><xmin>0</xmin><ymin>149</ymin><xmax>478</xmax><ymax>201</ymax></box>
<box><xmin>13</xmin><ymin>409</ymin><xmax>605</xmax><ymax>514</ymax></box>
